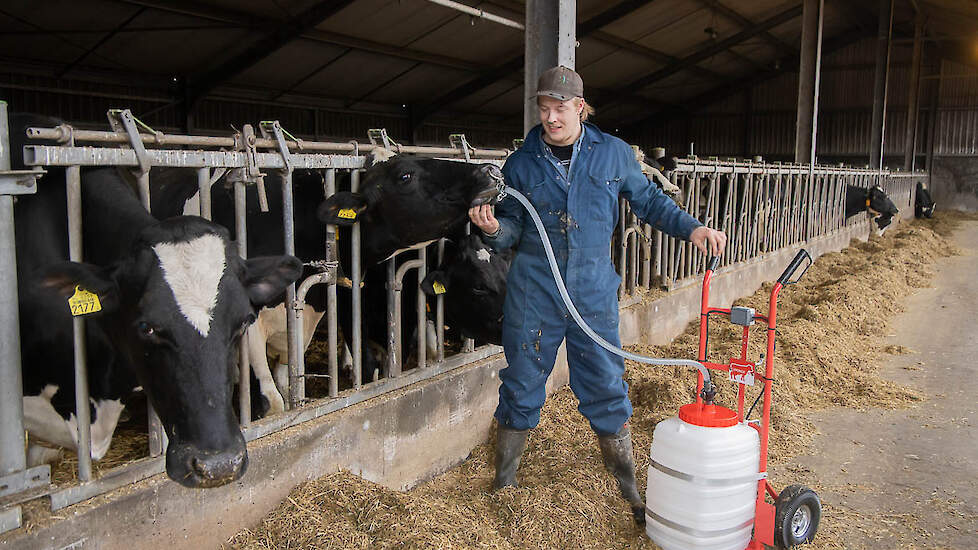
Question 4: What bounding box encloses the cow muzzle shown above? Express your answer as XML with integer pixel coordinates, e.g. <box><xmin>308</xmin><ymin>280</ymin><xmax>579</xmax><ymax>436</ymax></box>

<box><xmin>471</xmin><ymin>164</ymin><xmax>505</xmax><ymax>206</ymax></box>
<box><xmin>166</xmin><ymin>438</ymin><xmax>248</xmax><ymax>488</ymax></box>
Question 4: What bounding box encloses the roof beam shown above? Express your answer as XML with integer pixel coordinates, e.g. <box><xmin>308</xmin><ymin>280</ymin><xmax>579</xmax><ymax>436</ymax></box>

<box><xmin>620</xmin><ymin>26</ymin><xmax>870</xmax><ymax>134</ymax></box>
<box><xmin>57</xmin><ymin>7</ymin><xmax>146</xmax><ymax>78</ymax></box>
<box><xmin>588</xmin><ymin>31</ymin><xmax>728</xmax><ymax>81</ymax></box>
<box><xmin>415</xmin><ymin>0</ymin><xmax>662</xmax><ymax>122</ymax></box>
<box><xmin>604</xmin><ymin>4</ymin><xmax>804</xmax><ymax>110</ymax></box>
<box><xmin>697</xmin><ymin>0</ymin><xmax>797</xmax><ymax>56</ymax></box>
<box><xmin>112</xmin><ymin>0</ymin><xmax>488</xmax><ymax>73</ymax></box>
<box><xmin>187</xmin><ymin>0</ymin><xmax>356</xmax><ymax>103</ymax></box>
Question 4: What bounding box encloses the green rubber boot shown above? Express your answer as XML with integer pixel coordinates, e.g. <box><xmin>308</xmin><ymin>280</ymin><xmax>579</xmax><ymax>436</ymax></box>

<box><xmin>493</xmin><ymin>426</ymin><xmax>529</xmax><ymax>490</ymax></box>
<box><xmin>598</xmin><ymin>425</ymin><xmax>646</xmax><ymax>525</ymax></box>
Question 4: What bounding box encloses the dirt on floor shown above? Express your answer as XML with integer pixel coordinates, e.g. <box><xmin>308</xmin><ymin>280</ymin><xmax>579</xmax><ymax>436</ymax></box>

<box><xmin>224</xmin><ymin>212</ymin><xmax>977</xmax><ymax>550</ymax></box>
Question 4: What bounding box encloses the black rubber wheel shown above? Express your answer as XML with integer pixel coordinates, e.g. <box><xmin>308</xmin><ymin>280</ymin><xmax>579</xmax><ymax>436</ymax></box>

<box><xmin>774</xmin><ymin>485</ymin><xmax>821</xmax><ymax>548</ymax></box>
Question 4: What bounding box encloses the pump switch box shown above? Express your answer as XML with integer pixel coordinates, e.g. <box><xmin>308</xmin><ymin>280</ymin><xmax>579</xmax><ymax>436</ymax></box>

<box><xmin>730</xmin><ymin>307</ymin><xmax>755</xmax><ymax>326</ymax></box>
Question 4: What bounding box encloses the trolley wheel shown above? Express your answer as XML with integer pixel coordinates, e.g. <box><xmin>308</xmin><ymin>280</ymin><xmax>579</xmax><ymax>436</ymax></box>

<box><xmin>774</xmin><ymin>485</ymin><xmax>821</xmax><ymax>548</ymax></box>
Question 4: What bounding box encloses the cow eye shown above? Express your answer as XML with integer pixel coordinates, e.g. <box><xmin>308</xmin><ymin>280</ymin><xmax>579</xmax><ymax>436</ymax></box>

<box><xmin>136</xmin><ymin>321</ymin><xmax>155</xmax><ymax>337</ymax></box>
<box><xmin>400</xmin><ymin>172</ymin><xmax>413</xmax><ymax>182</ymax></box>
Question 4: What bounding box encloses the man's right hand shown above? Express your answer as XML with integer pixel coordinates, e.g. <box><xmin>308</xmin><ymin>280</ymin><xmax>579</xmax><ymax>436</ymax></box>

<box><xmin>468</xmin><ymin>204</ymin><xmax>499</xmax><ymax>235</ymax></box>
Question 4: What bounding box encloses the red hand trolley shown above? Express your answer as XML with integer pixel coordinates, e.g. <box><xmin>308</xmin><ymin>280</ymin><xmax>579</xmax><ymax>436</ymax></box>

<box><xmin>693</xmin><ymin>250</ymin><xmax>821</xmax><ymax>549</ymax></box>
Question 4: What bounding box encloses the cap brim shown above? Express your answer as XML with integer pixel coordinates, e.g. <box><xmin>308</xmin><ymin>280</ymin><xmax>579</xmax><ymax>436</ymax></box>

<box><xmin>529</xmin><ymin>91</ymin><xmax>576</xmax><ymax>101</ymax></box>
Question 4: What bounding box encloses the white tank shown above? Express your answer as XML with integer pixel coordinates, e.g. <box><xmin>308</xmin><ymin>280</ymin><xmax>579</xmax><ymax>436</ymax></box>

<box><xmin>645</xmin><ymin>403</ymin><xmax>760</xmax><ymax>550</ymax></box>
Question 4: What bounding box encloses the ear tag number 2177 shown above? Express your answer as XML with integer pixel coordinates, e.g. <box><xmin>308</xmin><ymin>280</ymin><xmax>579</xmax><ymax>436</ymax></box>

<box><xmin>68</xmin><ymin>286</ymin><xmax>102</xmax><ymax>316</ymax></box>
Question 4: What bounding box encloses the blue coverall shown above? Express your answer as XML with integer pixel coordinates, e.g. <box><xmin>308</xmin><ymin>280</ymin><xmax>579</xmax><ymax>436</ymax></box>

<box><xmin>485</xmin><ymin>123</ymin><xmax>702</xmax><ymax>435</ymax></box>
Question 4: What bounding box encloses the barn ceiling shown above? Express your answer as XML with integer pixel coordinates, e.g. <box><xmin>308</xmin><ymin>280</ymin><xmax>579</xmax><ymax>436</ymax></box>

<box><xmin>0</xmin><ymin>0</ymin><xmax>973</xmax><ymax>137</ymax></box>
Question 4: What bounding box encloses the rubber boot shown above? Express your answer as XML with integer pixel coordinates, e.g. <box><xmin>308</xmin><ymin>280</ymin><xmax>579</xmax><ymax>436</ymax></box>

<box><xmin>493</xmin><ymin>426</ymin><xmax>529</xmax><ymax>490</ymax></box>
<box><xmin>598</xmin><ymin>425</ymin><xmax>646</xmax><ymax>525</ymax></box>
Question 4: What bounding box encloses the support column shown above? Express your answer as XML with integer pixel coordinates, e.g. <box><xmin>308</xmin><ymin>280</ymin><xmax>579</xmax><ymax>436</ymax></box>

<box><xmin>794</xmin><ymin>0</ymin><xmax>824</xmax><ymax>164</ymax></box>
<box><xmin>904</xmin><ymin>11</ymin><xmax>924</xmax><ymax>171</ymax></box>
<box><xmin>525</xmin><ymin>0</ymin><xmax>576</xmax><ymax>134</ymax></box>
<box><xmin>870</xmin><ymin>0</ymin><xmax>894</xmax><ymax>170</ymax></box>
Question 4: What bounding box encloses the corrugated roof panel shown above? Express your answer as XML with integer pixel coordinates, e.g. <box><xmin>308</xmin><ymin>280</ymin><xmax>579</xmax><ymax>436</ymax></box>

<box><xmin>230</xmin><ymin>40</ymin><xmax>353</xmax><ymax>91</ymax></box>
<box><xmin>406</xmin><ymin>15</ymin><xmax>523</xmax><ymax>64</ymax></box>
<box><xmin>446</xmin><ymin>78</ymin><xmax>520</xmax><ymax>112</ymax></box>
<box><xmin>580</xmin><ymin>49</ymin><xmax>664</xmax><ymax>90</ymax></box>
<box><xmin>288</xmin><ymin>49</ymin><xmax>422</xmax><ymax>99</ymax></box>
<box><xmin>318</xmin><ymin>0</ymin><xmax>474</xmax><ymax>50</ymax></box>
<box><xmin>362</xmin><ymin>64</ymin><xmax>474</xmax><ymax>105</ymax></box>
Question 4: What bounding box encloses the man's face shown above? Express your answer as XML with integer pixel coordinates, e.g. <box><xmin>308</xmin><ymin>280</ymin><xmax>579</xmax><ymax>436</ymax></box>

<box><xmin>538</xmin><ymin>96</ymin><xmax>582</xmax><ymax>147</ymax></box>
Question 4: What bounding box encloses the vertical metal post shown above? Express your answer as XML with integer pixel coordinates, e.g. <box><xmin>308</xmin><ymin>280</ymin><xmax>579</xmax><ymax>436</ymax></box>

<box><xmin>416</xmin><ymin>246</ymin><xmax>427</xmax><ymax>370</ymax></box>
<box><xmin>524</xmin><ymin>0</ymin><xmax>576</xmax><ymax>133</ymax></box>
<box><xmin>350</xmin><ymin>170</ymin><xmax>363</xmax><ymax>388</ymax></box>
<box><xmin>325</xmin><ymin>169</ymin><xmax>338</xmax><ymax>397</ymax></box>
<box><xmin>196</xmin><ymin>168</ymin><xmax>211</xmax><ymax>220</ymax></box>
<box><xmin>386</xmin><ymin>258</ymin><xmax>397</xmax><ymax>378</ymax></box>
<box><xmin>795</xmin><ymin>0</ymin><xmax>824</xmax><ymax>165</ymax></box>
<box><xmin>65</xmin><ymin>164</ymin><xmax>93</xmax><ymax>481</ymax></box>
<box><xmin>904</xmin><ymin>11</ymin><xmax>924</xmax><ymax>171</ymax></box>
<box><xmin>234</xmin><ymin>180</ymin><xmax>250</xmax><ymax>426</ymax></box>
<box><xmin>436</xmin><ymin>239</ymin><xmax>445</xmax><ymax>362</ymax></box>
<box><xmin>134</xmin><ymin>170</ymin><xmax>167</xmax><ymax>454</ymax></box>
<box><xmin>870</xmin><ymin>0</ymin><xmax>894</xmax><ymax>171</ymax></box>
<box><xmin>0</xmin><ymin>103</ymin><xmax>27</xmax><ymax>478</ymax></box>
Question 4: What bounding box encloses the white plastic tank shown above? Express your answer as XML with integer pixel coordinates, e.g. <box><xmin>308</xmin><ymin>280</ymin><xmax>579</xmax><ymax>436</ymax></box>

<box><xmin>645</xmin><ymin>403</ymin><xmax>760</xmax><ymax>550</ymax></box>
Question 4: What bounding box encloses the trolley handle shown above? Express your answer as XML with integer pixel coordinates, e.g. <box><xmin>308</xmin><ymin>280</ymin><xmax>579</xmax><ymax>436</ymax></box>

<box><xmin>777</xmin><ymin>249</ymin><xmax>812</xmax><ymax>285</ymax></box>
<box><xmin>707</xmin><ymin>256</ymin><xmax>720</xmax><ymax>272</ymax></box>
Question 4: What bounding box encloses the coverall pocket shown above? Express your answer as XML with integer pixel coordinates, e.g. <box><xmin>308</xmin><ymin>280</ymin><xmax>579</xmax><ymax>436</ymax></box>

<box><xmin>585</xmin><ymin>174</ymin><xmax>622</xmax><ymax>228</ymax></box>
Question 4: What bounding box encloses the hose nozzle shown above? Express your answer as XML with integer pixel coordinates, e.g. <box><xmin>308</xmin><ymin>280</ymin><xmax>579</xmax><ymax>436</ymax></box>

<box><xmin>701</xmin><ymin>382</ymin><xmax>717</xmax><ymax>405</ymax></box>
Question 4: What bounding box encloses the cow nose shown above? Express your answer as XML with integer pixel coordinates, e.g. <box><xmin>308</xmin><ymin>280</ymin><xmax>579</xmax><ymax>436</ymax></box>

<box><xmin>191</xmin><ymin>448</ymin><xmax>247</xmax><ymax>485</ymax></box>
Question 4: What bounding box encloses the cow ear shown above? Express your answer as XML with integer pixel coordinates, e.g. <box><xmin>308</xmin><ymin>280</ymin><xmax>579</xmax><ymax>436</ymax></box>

<box><xmin>40</xmin><ymin>262</ymin><xmax>121</xmax><ymax>316</ymax></box>
<box><xmin>241</xmin><ymin>255</ymin><xmax>303</xmax><ymax>306</ymax></box>
<box><xmin>420</xmin><ymin>271</ymin><xmax>449</xmax><ymax>296</ymax></box>
<box><xmin>317</xmin><ymin>192</ymin><xmax>368</xmax><ymax>226</ymax></box>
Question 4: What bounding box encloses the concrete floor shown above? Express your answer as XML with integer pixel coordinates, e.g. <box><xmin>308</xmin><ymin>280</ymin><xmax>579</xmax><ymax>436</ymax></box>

<box><xmin>794</xmin><ymin>220</ymin><xmax>978</xmax><ymax>549</ymax></box>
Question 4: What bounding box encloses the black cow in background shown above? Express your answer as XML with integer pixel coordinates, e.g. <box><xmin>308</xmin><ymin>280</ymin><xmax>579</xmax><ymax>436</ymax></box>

<box><xmin>420</xmin><ymin>233</ymin><xmax>512</xmax><ymax>346</ymax></box>
<box><xmin>319</xmin><ymin>157</ymin><xmax>503</xmax><ymax>379</ymax></box>
<box><xmin>10</xmin><ymin>114</ymin><xmax>302</xmax><ymax>487</ymax></box>
<box><xmin>915</xmin><ymin>182</ymin><xmax>936</xmax><ymax>218</ymax></box>
<box><xmin>845</xmin><ymin>184</ymin><xmax>899</xmax><ymax>231</ymax></box>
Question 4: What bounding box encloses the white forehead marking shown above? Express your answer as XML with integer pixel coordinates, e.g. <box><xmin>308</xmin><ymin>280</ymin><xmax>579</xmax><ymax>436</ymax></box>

<box><xmin>153</xmin><ymin>234</ymin><xmax>226</xmax><ymax>337</ymax></box>
<box><xmin>476</xmin><ymin>248</ymin><xmax>491</xmax><ymax>263</ymax></box>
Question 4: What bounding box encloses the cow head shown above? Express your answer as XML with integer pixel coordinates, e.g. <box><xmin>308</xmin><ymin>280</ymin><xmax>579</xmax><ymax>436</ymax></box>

<box><xmin>41</xmin><ymin>217</ymin><xmax>301</xmax><ymax>488</ymax></box>
<box><xmin>316</xmin><ymin>157</ymin><xmax>503</xmax><ymax>264</ymax></box>
<box><xmin>866</xmin><ymin>185</ymin><xmax>899</xmax><ymax>230</ymax></box>
<box><xmin>421</xmin><ymin>234</ymin><xmax>511</xmax><ymax>345</ymax></box>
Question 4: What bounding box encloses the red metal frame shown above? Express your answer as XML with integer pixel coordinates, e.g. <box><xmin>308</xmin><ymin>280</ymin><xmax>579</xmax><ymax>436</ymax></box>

<box><xmin>693</xmin><ymin>262</ymin><xmax>790</xmax><ymax>549</ymax></box>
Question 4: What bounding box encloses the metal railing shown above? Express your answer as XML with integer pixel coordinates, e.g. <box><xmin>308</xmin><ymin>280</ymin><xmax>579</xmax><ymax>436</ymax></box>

<box><xmin>615</xmin><ymin>156</ymin><xmax>924</xmax><ymax>294</ymax></box>
<box><xmin>0</xmin><ymin>108</ymin><xmax>508</xmax><ymax>522</ymax></box>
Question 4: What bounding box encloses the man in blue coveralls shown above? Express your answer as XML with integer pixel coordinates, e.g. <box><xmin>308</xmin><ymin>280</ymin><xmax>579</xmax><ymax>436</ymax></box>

<box><xmin>469</xmin><ymin>65</ymin><xmax>726</xmax><ymax>524</ymax></box>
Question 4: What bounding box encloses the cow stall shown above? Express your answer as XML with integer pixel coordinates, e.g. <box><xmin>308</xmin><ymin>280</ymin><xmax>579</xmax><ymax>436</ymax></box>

<box><xmin>0</xmin><ymin>104</ymin><xmax>925</xmax><ymax>545</ymax></box>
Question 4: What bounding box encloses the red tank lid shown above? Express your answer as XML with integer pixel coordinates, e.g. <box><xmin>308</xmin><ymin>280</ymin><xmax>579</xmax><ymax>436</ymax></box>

<box><xmin>679</xmin><ymin>402</ymin><xmax>739</xmax><ymax>428</ymax></box>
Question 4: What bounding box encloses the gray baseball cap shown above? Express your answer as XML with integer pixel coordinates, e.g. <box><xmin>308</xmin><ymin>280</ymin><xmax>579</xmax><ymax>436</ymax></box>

<box><xmin>532</xmin><ymin>65</ymin><xmax>584</xmax><ymax>101</ymax></box>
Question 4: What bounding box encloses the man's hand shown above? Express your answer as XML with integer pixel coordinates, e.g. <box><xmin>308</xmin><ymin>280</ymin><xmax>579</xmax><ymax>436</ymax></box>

<box><xmin>468</xmin><ymin>204</ymin><xmax>499</xmax><ymax>235</ymax></box>
<box><xmin>690</xmin><ymin>226</ymin><xmax>727</xmax><ymax>257</ymax></box>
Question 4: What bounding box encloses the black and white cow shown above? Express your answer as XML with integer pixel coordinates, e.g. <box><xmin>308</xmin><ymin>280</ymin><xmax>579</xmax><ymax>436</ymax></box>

<box><xmin>420</xmin><ymin>233</ymin><xmax>511</xmax><ymax>345</ymax></box>
<box><xmin>845</xmin><ymin>184</ymin><xmax>899</xmax><ymax>231</ymax></box>
<box><xmin>915</xmin><ymin>181</ymin><xmax>936</xmax><ymax>219</ymax></box>
<box><xmin>11</xmin><ymin>114</ymin><xmax>302</xmax><ymax>488</ymax></box>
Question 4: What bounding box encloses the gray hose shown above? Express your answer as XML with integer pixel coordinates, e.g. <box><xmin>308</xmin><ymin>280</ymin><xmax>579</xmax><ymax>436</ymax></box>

<box><xmin>500</xmin><ymin>185</ymin><xmax>713</xmax><ymax>388</ymax></box>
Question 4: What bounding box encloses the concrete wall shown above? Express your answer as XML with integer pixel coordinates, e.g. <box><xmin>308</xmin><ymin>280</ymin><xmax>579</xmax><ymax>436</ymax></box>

<box><xmin>1</xmin><ymin>221</ymin><xmax>888</xmax><ymax>550</ymax></box>
<box><xmin>931</xmin><ymin>156</ymin><xmax>978</xmax><ymax>212</ymax></box>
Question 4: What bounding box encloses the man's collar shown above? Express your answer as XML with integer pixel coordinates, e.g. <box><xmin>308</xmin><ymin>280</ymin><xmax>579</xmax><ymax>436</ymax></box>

<box><xmin>523</xmin><ymin>121</ymin><xmax>602</xmax><ymax>153</ymax></box>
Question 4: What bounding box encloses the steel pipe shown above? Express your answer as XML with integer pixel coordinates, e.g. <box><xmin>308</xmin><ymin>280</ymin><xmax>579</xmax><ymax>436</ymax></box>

<box><xmin>421</xmin><ymin>0</ymin><xmax>525</xmax><ymax>30</ymax></box>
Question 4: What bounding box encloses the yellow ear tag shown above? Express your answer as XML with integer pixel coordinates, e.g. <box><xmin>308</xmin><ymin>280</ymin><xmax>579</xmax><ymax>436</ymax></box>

<box><xmin>865</xmin><ymin>198</ymin><xmax>871</xmax><ymax>207</ymax></box>
<box><xmin>432</xmin><ymin>281</ymin><xmax>446</xmax><ymax>295</ymax></box>
<box><xmin>337</xmin><ymin>208</ymin><xmax>358</xmax><ymax>220</ymax></box>
<box><xmin>68</xmin><ymin>286</ymin><xmax>102</xmax><ymax>316</ymax></box>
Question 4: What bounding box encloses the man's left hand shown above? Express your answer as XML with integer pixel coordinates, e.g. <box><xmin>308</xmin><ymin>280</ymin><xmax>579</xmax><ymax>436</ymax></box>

<box><xmin>690</xmin><ymin>226</ymin><xmax>727</xmax><ymax>257</ymax></box>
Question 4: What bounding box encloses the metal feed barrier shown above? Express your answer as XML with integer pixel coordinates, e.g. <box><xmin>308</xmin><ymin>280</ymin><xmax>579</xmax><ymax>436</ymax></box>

<box><xmin>613</xmin><ymin>156</ymin><xmax>923</xmax><ymax>295</ymax></box>
<box><xmin>0</xmin><ymin>106</ymin><xmax>925</xmax><ymax>533</ymax></box>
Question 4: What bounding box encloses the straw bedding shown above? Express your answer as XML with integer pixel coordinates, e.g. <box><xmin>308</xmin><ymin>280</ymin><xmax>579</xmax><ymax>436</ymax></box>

<box><xmin>224</xmin><ymin>213</ymin><xmax>974</xmax><ymax>549</ymax></box>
